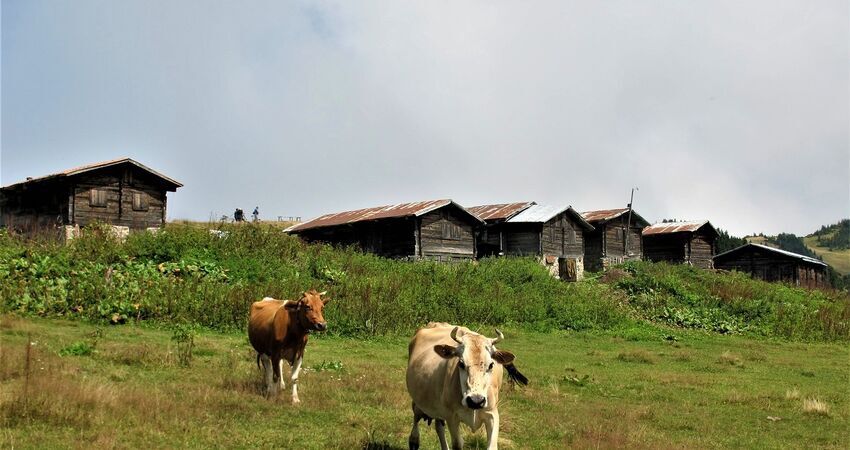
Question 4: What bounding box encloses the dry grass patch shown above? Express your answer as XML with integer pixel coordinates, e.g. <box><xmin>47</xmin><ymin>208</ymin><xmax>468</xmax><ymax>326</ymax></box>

<box><xmin>717</xmin><ymin>351</ymin><xmax>743</xmax><ymax>367</ymax></box>
<box><xmin>802</xmin><ymin>398</ymin><xmax>830</xmax><ymax>416</ymax></box>
<box><xmin>785</xmin><ymin>387</ymin><xmax>800</xmax><ymax>400</ymax></box>
<box><xmin>616</xmin><ymin>350</ymin><xmax>656</xmax><ymax>364</ymax></box>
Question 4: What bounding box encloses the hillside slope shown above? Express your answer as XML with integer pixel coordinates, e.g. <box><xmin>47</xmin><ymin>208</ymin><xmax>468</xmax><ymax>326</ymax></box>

<box><xmin>804</xmin><ymin>236</ymin><xmax>850</xmax><ymax>275</ymax></box>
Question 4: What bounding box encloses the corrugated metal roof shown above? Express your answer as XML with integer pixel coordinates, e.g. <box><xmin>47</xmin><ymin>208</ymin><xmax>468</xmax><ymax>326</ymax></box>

<box><xmin>468</xmin><ymin>202</ymin><xmax>535</xmax><ymax>222</ymax></box>
<box><xmin>1</xmin><ymin>157</ymin><xmax>183</xmax><ymax>189</ymax></box>
<box><xmin>582</xmin><ymin>208</ymin><xmax>630</xmax><ymax>223</ymax></box>
<box><xmin>507</xmin><ymin>204</ymin><xmax>594</xmax><ymax>230</ymax></box>
<box><xmin>581</xmin><ymin>208</ymin><xmax>651</xmax><ymax>227</ymax></box>
<box><xmin>715</xmin><ymin>243</ymin><xmax>828</xmax><ymax>267</ymax></box>
<box><xmin>643</xmin><ymin>220</ymin><xmax>714</xmax><ymax>236</ymax></box>
<box><xmin>286</xmin><ymin>199</ymin><xmax>482</xmax><ymax>233</ymax></box>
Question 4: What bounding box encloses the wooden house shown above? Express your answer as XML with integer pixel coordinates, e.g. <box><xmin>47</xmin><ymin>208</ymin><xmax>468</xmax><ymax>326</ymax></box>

<box><xmin>285</xmin><ymin>199</ymin><xmax>483</xmax><ymax>261</ymax></box>
<box><xmin>642</xmin><ymin>220</ymin><xmax>718</xmax><ymax>269</ymax></box>
<box><xmin>0</xmin><ymin>158</ymin><xmax>182</xmax><ymax>237</ymax></box>
<box><xmin>469</xmin><ymin>203</ymin><xmax>594</xmax><ymax>280</ymax></box>
<box><xmin>581</xmin><ymin>208</ymin><xmax>650</xmax><ymax>271</ymax></box>
<box><xmin>714</xmin><ymin>243</ymin><xmax>829</xmax><ymax>289</ymax></box>
<box><xmin>468</xmin><ymin>202</ymin><xmax>535</xmax><ymax>258</ymax></box>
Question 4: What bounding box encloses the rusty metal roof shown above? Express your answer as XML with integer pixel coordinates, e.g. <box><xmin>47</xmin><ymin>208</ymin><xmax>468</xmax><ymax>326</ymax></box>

<box><xmin>582</xmin><ymin>208</ymin><xmax>650</xmax><ymax>227</ymax></box>
<box><xmin>714</xmin><ymin>243</ymin><xmax>827</xmax><ymax>267</ymax></box>
<box><xmin>507</xmin><ymin>204</ymin><xmax>594</xmax><ymax>230</ymax></box>
<box><xmin>468</xmin><ymin>202</ymin><xmax>535</xmax><ymax>222</ymax></box>
<box><xmin>643</xmin><ymin>220</ymin><xmax>717</xmax><ymax>236</ymax></box>
<box><xmin>1</xmin><ymin>157</ymin><xmax>183</xmax><ymax>190</ymax></box>
<box><xmin>286</xmin><ymin>199</ymin><xmax>483</xmax><ymax>233</ymax></box>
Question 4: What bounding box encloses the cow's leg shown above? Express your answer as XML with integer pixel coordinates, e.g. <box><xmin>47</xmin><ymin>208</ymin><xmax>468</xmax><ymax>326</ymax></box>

<box><xmin>409</xmin><ymin>403</ymin><xmax>425</xmax><ymax>450</ymax></box>
<box><xmin>277</xmin><ymin>359</ymin><xmax>286</xmax><ymax>390</ymax></box>
<box><xmin>435</xmin><ymin>419</ymin><xmax>448</xmax><ymax>450</ymax></box>
<box><xmin>447</xmin><ymin>419</ymin><xmax>463</xmax><ymax>450</ymax></box>
<box><xmin>290</xmin><ymin>355</ymin><xmax>303</xmax><ymax>404</ymax></box>
<box><xmin>484</xmin><ymin>411</ymin><xmax>500</xmax><ymax>450</ymax></box>
<box><xmin>259</xmin><ymin>354</ymin><xmax>274</xmax><ymax>397</ymax></box>
<box><xmin>271</xmin><ymin>355</ymin><xmax>283</xmax><ymax>397</ymax></box>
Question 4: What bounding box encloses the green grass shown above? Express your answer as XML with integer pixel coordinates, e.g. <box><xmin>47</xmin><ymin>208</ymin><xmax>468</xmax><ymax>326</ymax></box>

<box><xmin>1</xmin><ymin>315</ymin><xmax>847</xmax><ymax>449</ymax></box>
<box><xmin>2</xmin><ymin>225</ymin><xmax>847</xmax><ymax>342</ymax></box>
<box><xmin>804</xmin><ymin>236</ymin><xmax>850</xmax><ymax>275</ymax></box>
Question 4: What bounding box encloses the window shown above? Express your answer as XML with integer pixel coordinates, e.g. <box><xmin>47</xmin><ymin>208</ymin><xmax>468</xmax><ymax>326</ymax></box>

<box><xmin>441</xmin><ymin>222</ymin><xmax>463</xmax><ymax>240</ymax></box>
<box><xmin>89</xmin><ymin>189</ymin><xmax>107</xmax><ymax>207</ymax></box>
<box><xmin>132</xmin><ymin>192</ymin><xmax>149</xmax><ymax>211</ymax></box>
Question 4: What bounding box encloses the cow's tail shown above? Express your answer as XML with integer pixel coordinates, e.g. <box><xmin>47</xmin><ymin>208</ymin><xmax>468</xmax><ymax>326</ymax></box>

<box><xmin>256</xmin><ymin>353</ymin><xmax>261</xmax><ymax>371</ymax></box>
<box><xmin>505</xmin><ymin>363</ymin><xmax>529</xmax><ymax>386</ymax></box>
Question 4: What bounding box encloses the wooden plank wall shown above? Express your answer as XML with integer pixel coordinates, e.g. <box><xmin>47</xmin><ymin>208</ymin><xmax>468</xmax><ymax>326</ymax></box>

<box><xmin>72</xmin><ymin>168</ymin><xmax>167</xmax><ymax>230</ymax></box>
<box><xmin>419</xmin><ymin>208</ymin><xmax>476</xmax><ymax>260</ymax></box>
<box><xmin>688</xmin><ymin>232</ymin><xmax>715</xmax><ymax>269</ymax></box>
<box><xmin>643</xmin><ymin>234</ymin><xmax>687</xmax><ymax>264</ymax></box>
<box><xmin>714</xmin><ymin>247</ymin><xmax>829</xmax><ymax>288</ymax></box>
<box><xmin>541</xmin><ymin>212</ymin><xmax>584</xmax><ymax>257</ymax></box>
<box><xmin>0</xmin><ymin>180</ymin><xmax>70</xmax><ymax>235</ymax></box>
<box><xmin>503</xmin><ymin>223</ymin><xmax>540</xmax><ymax>256</ymax></box>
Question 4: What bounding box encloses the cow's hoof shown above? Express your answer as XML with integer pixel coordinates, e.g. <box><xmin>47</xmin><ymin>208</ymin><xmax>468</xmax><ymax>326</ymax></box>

<box><xmin>292</xmin><ymin>398</ymin><xmax>301</xmax><ymax>405</ymax></box>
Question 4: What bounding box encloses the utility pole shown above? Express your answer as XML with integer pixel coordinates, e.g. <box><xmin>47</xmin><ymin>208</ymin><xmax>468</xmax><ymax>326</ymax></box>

<box><xmin>624</xmin><ymin>187</ymin><xmax>638</xmax><ymax>257</ymax></box>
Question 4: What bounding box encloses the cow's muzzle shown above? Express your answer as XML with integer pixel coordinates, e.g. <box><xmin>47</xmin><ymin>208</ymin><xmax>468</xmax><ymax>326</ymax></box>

<box><xmin>314</xmin><ymin>322</ymin><xmax>328</xmax><ymax>332</ymax></box>
<box><xmin>464</xmin><ymin>394</ymin><xmax>486</xmax><ymax>410</ymax></box>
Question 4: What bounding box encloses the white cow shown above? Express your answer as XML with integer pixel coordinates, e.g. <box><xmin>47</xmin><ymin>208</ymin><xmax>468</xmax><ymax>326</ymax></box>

<box><xmin>406</xmin><ymin>323</ymin><xmax>527</xmax><ymax>450</ymax></box>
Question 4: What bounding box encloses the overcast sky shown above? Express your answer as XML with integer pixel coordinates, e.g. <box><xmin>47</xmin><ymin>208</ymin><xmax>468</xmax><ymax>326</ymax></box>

<box><xmin>2</xmin><ymin>1</ymin><xmax>847</xmax><ymax>236</ymax></box>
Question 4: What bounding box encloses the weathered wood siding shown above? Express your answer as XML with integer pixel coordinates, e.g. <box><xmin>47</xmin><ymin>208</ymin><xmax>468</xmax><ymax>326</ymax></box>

<box><xmin>71</xmin><ymin>168</ymin><xmax>167</xmax><ymax>230</ymax></box>
<box><xmin>687</xmin><ymin>231</ymin><xmax>715</xmax><ymax>269</ymax></box>
<box><xmin>503</xmin><ymin>224</ymin><xmax>540</xmax><ymax>256</ymax></box>
<box><xmin>643</xmin><ymin>234</ymin><xmax>687</xmax><ymax>264</ymax></box>
<box><xmin>419</xmin><ymin>208</ymin><xmax>476</xmax><ymax>260</ymax></box>
<box><xmin>714</xmin><ymin>246</ymin><xmax>828</xmax><ymax>289</ymax></box>
<box><xmin>476</xmin><ymin>224</ymin><xmax>503</xmax><ymax>258</ymax></box>
<box><xmin>541</xmin><ymin>213</ymin><xmax>584</xmax><ymax>258</ymax></box>
<box><xmin>0</xmin><ymin>179</ymin><xmax>70</xmax><ymax>235</ymax></box>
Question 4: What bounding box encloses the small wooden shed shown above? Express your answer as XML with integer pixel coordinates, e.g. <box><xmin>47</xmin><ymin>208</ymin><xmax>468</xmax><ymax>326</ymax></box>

<box><xmin>0</xmin><ymin>158</ymin><xmax>182</xmax><ymax>236</ymax></box>
<box><xmin>581</xmin><ymin>208</ymin><xmax>650</xmax><ymax>271</ymax></box>
<box><xmin>470</xmin><ymin>203</ymin><xmax>594</xmax><ymax>280</ymax></box>
<box><xmin>642</xmin><ymin>220</ymin><xmax>718</xmax><ymax>269</ymax></box>
<box><xmin>713</xmin><ymin>243</ymin><xmax>829</xmax><ymax>289</ymax></box>
<box><xmin>468</xmin><ymin>201</ymin><xmax>535</xmax><ymax>258</ymax></box>
<box><xmin>285</xmin><ymin>199</ymin><xmax>483</xmax><ymax>261</ymax></box>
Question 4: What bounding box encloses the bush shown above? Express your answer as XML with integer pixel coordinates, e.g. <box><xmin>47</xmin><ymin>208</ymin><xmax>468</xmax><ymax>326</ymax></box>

<box><xmin>1</xmin><ymin>224</ymin><xmax>847</xmax><ymax>341</ymax></box>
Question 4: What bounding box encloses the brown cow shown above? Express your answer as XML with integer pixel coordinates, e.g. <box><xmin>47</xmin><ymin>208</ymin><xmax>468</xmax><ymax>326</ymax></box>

<box><xmin>247</xmin><ymin>289</ymin><xmax>330</xmax><ymax>404</ymax></box>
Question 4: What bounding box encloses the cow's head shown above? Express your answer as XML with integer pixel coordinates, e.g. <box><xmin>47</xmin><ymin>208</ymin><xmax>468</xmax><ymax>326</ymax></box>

<box><xmin>433</xmin><ymin>327</ymin><xmax>515</xmax><ymax>410</ymax></box>
<box><xmin>285</xmin><ymin>289</ymin><xmax>330</xmax><ymax>332</ymax></box>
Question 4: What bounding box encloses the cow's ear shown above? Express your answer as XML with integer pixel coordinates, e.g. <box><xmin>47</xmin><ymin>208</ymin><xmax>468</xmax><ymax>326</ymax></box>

<box><xmin>322</xmin><ymin>297</ymin><xmax>331</xmax><ymax>306</ymax></box>
<box><xmin>433</xmin><ymin>345</ymin><xmax>458</xmax><ymax>359</ymax></box>
<box><xmin>492</xmin><ymin>350</ymin><xmax>515</xmax><ymax>365</ymax></box>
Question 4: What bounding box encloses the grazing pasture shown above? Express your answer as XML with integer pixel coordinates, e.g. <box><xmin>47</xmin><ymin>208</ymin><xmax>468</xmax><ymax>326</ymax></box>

<box><xmin>1</xmin><ymin>316</ymin><xmax>846</xmax><ymax>449</ymax></box>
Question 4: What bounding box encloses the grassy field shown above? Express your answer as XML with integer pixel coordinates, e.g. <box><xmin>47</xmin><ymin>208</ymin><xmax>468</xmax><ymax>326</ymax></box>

<box><xmin>1</xmin><ymin>315</ymin><xmax>847</xmax><ymax>449</ymax></box>
<box><xmin>804</xmin><ymin>236</ymin><xmax>850</xmax><ymax>275</ymax></box>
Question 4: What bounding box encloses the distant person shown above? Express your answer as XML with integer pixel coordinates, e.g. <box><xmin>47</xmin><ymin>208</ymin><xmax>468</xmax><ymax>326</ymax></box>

<box><xmin>252</xmin><ymin>206</ymin><xmax>260</xmax><ymax>222</ymax></box>
<box><xmin>234</xmin><ymin>208</ymin><xmax>245</xmax><ymax>222</ymax></box>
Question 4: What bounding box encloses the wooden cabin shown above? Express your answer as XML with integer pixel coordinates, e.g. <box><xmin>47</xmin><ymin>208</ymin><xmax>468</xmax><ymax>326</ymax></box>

<box><xmin>581</xmin><ymin>208</ymin><xmax>650</xmax><ymax>271</ymax></box>
<box><xmin>285</xmin><ymin>200</ymin><xmax>483</xmax><ymax>261</ymax></box>
<box><xmin>468</xmin><ymin>202</ymin><xmax>535</xmax><ymax>258</ymax></box>
<box><xmin>642</xmin><ymin>220</ymin><xmax>718</xmax><ymax>269</ymax></box>
<box><xmin>470</xmin><ymin>203</ymin><xmax>594</xmax><ymax>281</ymax></box>
<box><xmin>0</xmin><ymin>158</ymin><xmax>182</xmax><ymax>237</ymax></box>
<box><xmin>714</xmin><ymin>243</ymin><xmax>829</xmax><ymax>289</ymax></box>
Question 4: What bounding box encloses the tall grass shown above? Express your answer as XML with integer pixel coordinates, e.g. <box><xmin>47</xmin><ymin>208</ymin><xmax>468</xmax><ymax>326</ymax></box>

<box><xmin>0</xmin><ymin>225</ymin><xmax>847</xmax><ymax>340</ymax></box>
<box><xmin>0</xmin><ymin>224</ymin><xmax>629</xmax><ymax>336</ymax></box>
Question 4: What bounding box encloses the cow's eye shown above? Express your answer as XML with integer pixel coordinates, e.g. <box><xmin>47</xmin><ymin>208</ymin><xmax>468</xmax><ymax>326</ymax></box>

<box><xmin>488</xmin><ymin>362</ymin><xmax>495</xmax><ymax>371</ymax></box>
<box><xmin>303</xmin><ymin>305</ymin><xmax>312</xmax><ymax>311</ymax></box>
<box><xmin>458</xmin><ymin>360</ymin><xmax>466</xmax><ymax>369</ymax></box>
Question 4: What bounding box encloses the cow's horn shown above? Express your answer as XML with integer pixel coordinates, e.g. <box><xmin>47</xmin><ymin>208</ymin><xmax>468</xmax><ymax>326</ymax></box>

<box><xmin>318</xmin><ymin>291</ymin><xmax>327</xmax><ymax>296</ymax></box>
<box><xmin>450</xmin><ymin>327</ymin><xmax>462</xmax><ymax>344</ymax></box>
<box><xmin>491</xmin><ymin>328</ymin><xmax>504</xmax><ymax>345</ymax></box>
